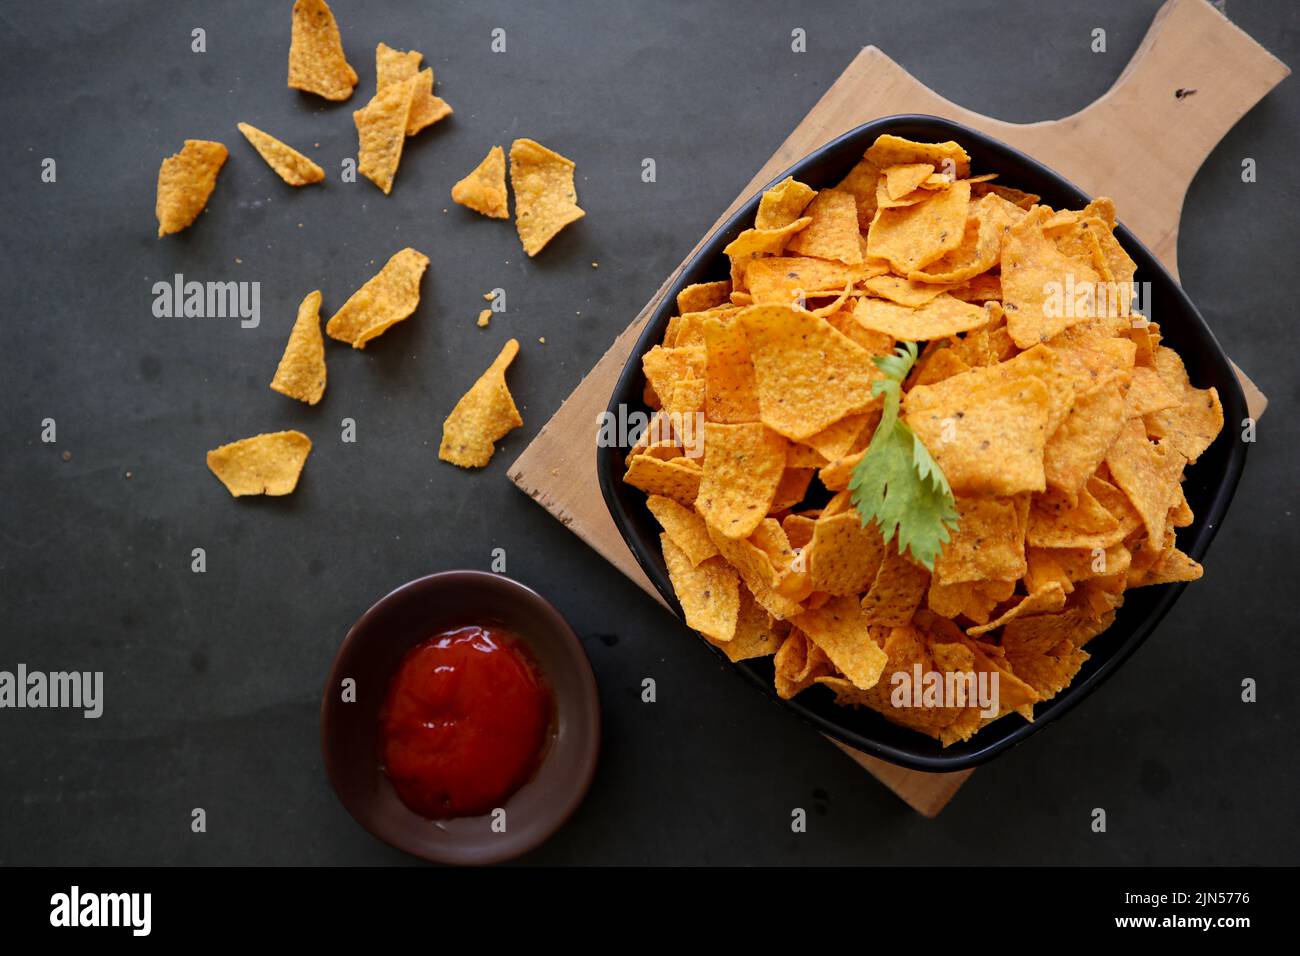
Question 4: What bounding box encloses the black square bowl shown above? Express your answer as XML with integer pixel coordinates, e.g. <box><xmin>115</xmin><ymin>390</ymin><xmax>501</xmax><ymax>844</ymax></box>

<box><xmin>597</xmin><ymin>115</ymin><xmax>1248</xmax><ymax>771</ymax></box>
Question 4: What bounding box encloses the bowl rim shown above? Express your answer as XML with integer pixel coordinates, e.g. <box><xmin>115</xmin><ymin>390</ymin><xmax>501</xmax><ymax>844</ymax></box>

<box><xmin>320</xmin><ymin>569</ymin><xmax>601</xmax><ymax>864</ymax></box>
<box><xmin>597</xmin><ymin>113</ymin><xmax>1248</xmax><ymax>771</ymax></box>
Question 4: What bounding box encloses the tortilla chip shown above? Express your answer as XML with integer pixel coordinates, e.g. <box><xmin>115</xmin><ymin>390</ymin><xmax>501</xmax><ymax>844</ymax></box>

<box><xmin>807</xmin><ymin>512</ymin><xmax>886</xmax><ymax>596</ymax></box>
<box><xmin>910</xmin><ymin>194</ymin><xmax>1016</xmax><ymax>284</ymax></box>
<box><xmin>354</xmin><ymin>75</ymin><xmax>418</xmax><ymax>194</ymax></box>
<box><xmin>801</xmin><ymin>412</ymin><xmax>871</xmax><ymax>461</ymax></box>
<box><xmin>756</xmin><ymin>177</ymin><xmax>817</xmax><ymax>229</ymax></box>
<box><xmin>624</xmin><ymin>455</ymin><xmax>701</xmax><ymax>504</ymax></box>
<box><xmin>662</xmin><ymin>535</ymin><xmax>739</xmax><ymax>643</ymax></box>
<box><xmin>724</xmin><ymin>217</ymin><xmax>812</xmax><ymax>259</ymax></box>
<box><xmin>865</xmin><ymin>135</ymin><xmax>971</xmax><ymax>178</ymax></box>
<box><xmin>1001</xmin><ymin>206</ymin><xmax>1102</xmax><ymax>347</ymax></box>
<box><xmin>867</xmin><ymin>180</ymin><xmax>971</xmax><ymax>274</ymax></box>
<box><xmin>155</xmin><ymin>140</ymin><xmax>228</xmax><ymax>237</ymax></box>
<box><xmin>451</xmin><ymin>146</ymin><xmax>509</xmax><ymax>218</ymax></box>
<box><xmin>883</xmin><ymin>163</ymin><xmax>935</xmax><ymax>200</ymax></box>
<box><xmin>1043</xmin><ymin>379</ymin><xmax>1126</xmax><ymax>496</ymax></box>
<box><xmin>237</xmin><ymin>123</ymin><xmax>324</xmax><ymax>186</ymax></box>
<box><xmin>1145</xmin><ymin>384</ymin><xmax>1223</xmax><ymax>464</ymax></box>
<box><xmin>1125</xmin><ymin>365</ymin><xmax>1180</xmax><ymax>417</ymax></box>
<box><xmin>510</xmin><ymin>138</ymin><xmax>585</xmax><ymax>256</ymax></box>
<box><xmin>1027</xmin><ymin>486</ymin><xmax>1124</xmax><ymax>549</ymax></box>
<box><xmin>646</xmin><ymin>496</ymin><xmax>717</xmax><ymax>566</ymax></box>
<box><xmin>784</xmin><ymin>189</ymin><xmax>863</xmax><ymax>264</ymax></box>
<box><xmin>270</xmin><ymin>290</ymin><xmax>327</xmax><ymax>404</ymax></box>
<box><xmin>835</xmin><ymin>157</ymin><xmax>881</xmax><ymax>228</ymax></box>
<box><xmin>438</xmin><ymin>339</ymin><xmax>524</xmax><ymax>468</ymax></box>
<box><xmin>207</xmin><ymin>431</ymin><xmax>312</xmax><ymax>497</ymax></box>
<box><xmin>376</xmin><ymin>44</ymin><xmax>452</xmax><ymax>135</ymax></box>
<box><xmin>854</xmin><ymin>294</ymin><xmax>988</xmax><ymax>340</ymax></box>
<box><xmin>288</xmin><ymin>0</ymin><xmax>358</xmax><ymax>101</ymax></box>
<box><xmin>325</xmin><ymin>247</ymin><xmax>428</xmax><ymax>348</ymax></box>
<box><xmin>933</xmin><ymin>496</ymin><xmax>1026</xmax><ymax>585</ymax></box>
<box><xmin>966</xmin><ymin>583</ymin><xmax>1068</xmax><ymax>637</ymax></box>
<box><xmin>740</xmin><ymin>305</ymin><xmax>879</xmax><ymax>441</ymax></box>
<box><xmin>1105</xmin><ymin>418</ymin><xmax>1186</xmax><ymax>548</ymax></box>
<box><xmin>743</xmin><ymin>257</ymin><xmax>856</xmax><ymax>303</ymax></box>
<box><xmin>1128</xmin><ymin>547</ymin><xmax>1203</xmax><ymax>588</ymax></box>
<box><xmin>677</xmin><ymin>281</ymin><xmax>732</xmax><ymax>314</ymax></box>
<box><xmin>862</xmin><ymin>275</ymin><xmax>955</xmax><ymax>307</ymax></box>
<box><xmin>905</xmin><ymin>372</ymin><xmax>1051</xmax><ymax>496</ymax></box>
<box><xmin>861</xmin><ymin>547</ymin><xmax>930</xmax><ymax>626</ymax></box>
<box><xmin>795</xmin><ymin>596</ymin><xmax>887</xmax><ymax>689</ymax></box>
<box><xmin>774</xmin><ymin>629</ymin><xmax>834</xmax><ymax>698</ymax></box>
<box><xmin>710</xmin><ymin>589</ymin><xmax>786</xmax><ymax>661</ymax></box>
<box><xmin>696</xmin><ymin>423</ymin><xmax>787</xmax><ymax>538</ymax></box>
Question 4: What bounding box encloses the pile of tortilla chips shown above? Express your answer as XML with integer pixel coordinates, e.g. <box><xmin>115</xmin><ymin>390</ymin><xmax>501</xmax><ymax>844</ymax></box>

<box><xmin>623</xmin><ymin>134</ymin><xmax>1224</xmax><ymax>747</ymax></box>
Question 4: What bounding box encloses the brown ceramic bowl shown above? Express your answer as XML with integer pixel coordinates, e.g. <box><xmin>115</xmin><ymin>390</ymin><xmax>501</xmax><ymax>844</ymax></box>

<box><xmin>320</xmin><ymin>570</ymin><xmax>600</xmax><ymax>865</ymax></box>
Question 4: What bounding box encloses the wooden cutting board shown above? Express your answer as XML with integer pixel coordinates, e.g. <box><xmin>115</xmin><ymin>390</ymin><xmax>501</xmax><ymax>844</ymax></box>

<box><xmin>509</xmin><ymin>0</ymin><xmax>1285</xmax><ymax>818</ymax></box>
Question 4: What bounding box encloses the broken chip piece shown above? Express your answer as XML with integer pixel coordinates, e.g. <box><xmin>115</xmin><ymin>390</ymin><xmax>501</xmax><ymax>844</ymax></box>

<box><xmin>509</xmin><ymin>138</ymin><xmax>585</xmax><ymax>256</ymax></box>
<box><xmin>354</xmin><ymin>75</ymin><xmax>418</xmax><ymax>193</ymax></box>
<box><xmin>439</xmin><ymin>338</ymin><xmax>524</xmax><ymax>468</ymax></box>
<box><xmin>271</xmin><ymin>290</ymin><xmax>327</xmax><ymax>405</ymax></box>
<box><xmin>375</xmin><ymin>43</ymin><xmax>452</xmax><ymax>136</ymax></box>
<box><xmin>237</xmin><ymin>123</ymin><xmax>324</xmax><ymax>186</ymax></box>
<box><xmin>288</xmin><ymin>0</ymin><xmax>357</xmax><ymax>101</ymax></box>
<box><xmin>155</xmin><ymin>139</ymin><xmax>227</xmax><ymax>237</ymax></box>
<box><xmin>452</xmin><ymin>145</ymin><xmax>509</xmax><ymax>219</ymax></box>
<box><xmin>207</xmin><ymin>431</ymin><xmax>312</xmax><ymax>497</ymax></box>
<box><xmin>325</xmin><ymin>248</ymin><xmax>429</xmax><ymax>348</ymax></box>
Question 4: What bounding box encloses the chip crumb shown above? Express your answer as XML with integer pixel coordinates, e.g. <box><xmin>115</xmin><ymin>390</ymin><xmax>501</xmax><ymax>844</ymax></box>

<box><xmin>591</xmin><ymin>262</ymin><xmax>599</xmax><ymax>268</ymax></box>
<box><xmin>538</xmin><ymin>336</ymin><xmax>546</xmax><ymax>344</ymax></box>
<box><xmin>477</xmin><ymin>309</ymin><xmax>491</xmax><ymax>328</ymax></box>
<box><xmin>125</xmin><ymin>471</ymin><xmax>133</xmax><ymax>479</ymax></box>
<box><xmin>61</xmin><ymin>451</ymin><xmax>71</xmax><ymax>462</ymax></box>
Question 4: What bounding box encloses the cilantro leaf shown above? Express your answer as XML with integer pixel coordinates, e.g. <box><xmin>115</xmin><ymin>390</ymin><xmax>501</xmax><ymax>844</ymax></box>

<box><xmin>848</xmin><ymin>342</ymin><xmax>959</xmax><ymax>571</ymax></box>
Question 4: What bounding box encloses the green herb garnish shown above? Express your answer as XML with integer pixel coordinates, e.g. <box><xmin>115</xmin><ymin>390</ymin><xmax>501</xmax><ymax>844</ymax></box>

<box><xmin>848</xmin><ymin>341</ymin><xmax>959</xmax><ymax>571</ymax></box>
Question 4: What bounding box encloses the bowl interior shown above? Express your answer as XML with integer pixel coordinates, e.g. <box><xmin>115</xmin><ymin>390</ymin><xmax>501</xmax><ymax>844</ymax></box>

<box><xmin>597</xmin><ymin>114</ymin><xmax>1248</xmax><ymax>771</ymax></box>
<box><xmin>321</xmin><ymin>571</ymin><xmax>600</xmax><ymax>864</ymax></box>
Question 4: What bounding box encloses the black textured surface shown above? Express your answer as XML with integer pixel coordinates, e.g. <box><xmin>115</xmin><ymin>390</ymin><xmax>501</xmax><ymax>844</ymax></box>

<box><xmin>0</xmin><ymin>0</ymin><xmax>1296</xmax><ymax>865</ymax></box>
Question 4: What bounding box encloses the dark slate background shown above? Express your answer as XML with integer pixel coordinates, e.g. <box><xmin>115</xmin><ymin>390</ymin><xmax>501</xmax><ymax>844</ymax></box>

<box><xmin>0</xmin><ymin>0</ymin><xmax>1296</xmax><ymax>865</ymax></box>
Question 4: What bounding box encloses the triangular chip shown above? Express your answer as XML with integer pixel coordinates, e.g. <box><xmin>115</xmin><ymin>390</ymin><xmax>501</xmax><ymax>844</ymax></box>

<box><xmin>155</xmin><ymin>140</ymin><xmax>227</xmax><ymax>237</ymax></box>
<box><xmin>1001</xmin><ymin>206</ymin><xmax>1102</xmax><ymax>347</ymax></box>
<box><xmin>647</xmin><ymin>496</ymin><xmax>718</xmax><ymax>566</ymax></box>
<box><xmin>375</xmin><ymin>44</ymin><xmax>452</xmax><ymax>135</ymax></box>
<box><xmin>867</xmin><ymin>180</ymin><xmax>971</xmax><ymax>274</ymax></box>
<box><xmin>270</xmin><ymin>290</ymin><xmax>327</xmax><ymax>404</ymax></box>
<box><xmin>354</xmin><ymin>75</ymin><xmax>418</xmax><ymax>193</ymax></box>
<box><xmin>451</xmin><ymin>145</ymin><xmax>509</xmax><ymax>219</ymax></box>
<box><xmin>865</xmin><ymin>134</ymin><xmax>970</xmax><ymax>179</ymax></box>
<box><xmin>237</xmin><ymin>123</ymin><xmax>324</xmax><ymax>186</ymax></box>
<box><xmin>207</xmin><ymin>431</ymin><xmax>312</xmax><ymax>497</ymax></box>
<box><xmin>708</xmin><ymin>589</ymin><xmax>786</xmax><ymax>662</ymax></box>
<box><xmin>288</xmin><ymin>0</ymin><xmax>358</xmax><ymax>101</ymax></box>
<box><xmin>1104</xmin><ymin>418</ymin><xmax>1186</xmax><ymax>549</ymax></box>
<box><xmin>325</xmin><ymin>248</ymin><xmax>428</xmax><ymax>348</ymax></box>
<box><xmin>510</xmin><ymin>138</ymin><xmax>585</xmax><ymax>256</ymax></box>
<box><xmin>854</xmin><ymin>294</ymin><xmax>988</xmax><ymax>340</ymax></box>
<box><xmin>696</xmin><ymin>423</ymin><xmax>787</xmax><ymax>539</ymax></box>
<box><xmin>662</xmin><ymin>535</ymin><xmax>739</xmax><ymax>643</ymax></box>
<box><xmin>438</xmin><ymin>339</ymin><xmax>524</xmax><ymax>468</ymax></box>
<box><xmin>756</xmin><ymin>177</ymin><xmax>817</xmax><ymax>230</ymax></box>
<box><xmin>795</xmin><ymin>596</ymin><xmax>887</xmax><ymax>689</ymax></box>
<box><xmin>784</xmin><ymin>189</ymin><xmax>863</xmax><ymax>264</ymax></box>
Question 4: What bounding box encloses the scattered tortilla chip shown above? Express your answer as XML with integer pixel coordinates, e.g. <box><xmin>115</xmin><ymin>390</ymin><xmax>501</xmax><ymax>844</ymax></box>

<box><xmin>696</xmin><ymin>423</ymin><xmax>787</xmax><ymax>539</ymax></box>
<box><xmin>795</xmin><ymin>596</ymin><xmax>887</xmax><ymax>689</ymax></box>
<box><xmin>325</xmin><ymin>248</ymin><xmax>428</xmax><ymax>348</ymax></box>
<box><xmin>1128</xmin><ymin>547</ymin><xmax>1203</xmax><ymax>588</ymax></box>
<box><xmin>866</xmin><ymin>135</ymin><xmax>970</xmax><ymax>178</ymax></box>
<box><xmin>155</xmin><ymin>140</ymin><xmax>228</xmax><ymax>237</ymax></box>
<box><xmin>207</xmin><ymin>431</ymin><xmax>312</xmax><ymax>497</ymax></box>
<box><xmin>910</xmin><ymin>194</ymin><xmax>1016</xmax><ymax>284</ymax></box>
<box><xmin>354</xmin><ymin>75</ymin><xmax>418</xmax><ymax>193</ymax></box>
<box><xmin>510</xmin><ymin>138</ymin><xmax>585</xmax><ymax>256</ymax></box>
<box><xmin>438</xmin><ymin>338</ymin><xmax>524</xmax><ymax>468</ymax></box>
<box><xmin>270</xmin><ymin>290</ymin><xmax>327</xmax><ymax>404</ymax></box>
<box><xmin>451</xmin><ymin>145</ymin><xmax>509</xmax><ymax>218</ymax></box>
<box><xmin>740</xmin><ymin>305</ymin><xmax>879</xmax><ymax>441</ymax></box>
<box><xmin>237</xmin><ymin>123</ymin><xmax>324</xmax><ymax>186</ymax></box>
<box><xmin>785</xmin><ymin>189</ymin><xmax>863</xmax><ymax>264</ymax></box>
<box><xmin>1027</xmin><ymin>486</ymin><xmax>1123</xmax><ymax>549</ymax></box>
<box><xmin>376</xmin><ymin>44</ymin><xmax>452</xmax><ymax>135</ymax></box>
<box><xmin>288</xmin><ymin>0</ymin><xmax>358</xmax><ymax>101</ymax></box>
<box><xmin>662</xmin><ymin>535</ymin><xmax>739</xmax><ymax>643</ymax></box>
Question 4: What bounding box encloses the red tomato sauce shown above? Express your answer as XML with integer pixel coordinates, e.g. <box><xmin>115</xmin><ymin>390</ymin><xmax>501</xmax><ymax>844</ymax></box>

<box><xmin>380</xmin><ymin>625</ymin><xmax>552</xmax><ymax>819</ymax></box>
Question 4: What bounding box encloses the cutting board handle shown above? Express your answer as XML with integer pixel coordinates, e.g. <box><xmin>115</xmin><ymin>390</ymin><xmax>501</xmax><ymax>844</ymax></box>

<box><xmin>1033</xmin><ymin>0</ymin><xmax>1290</xmax><ymax>271</ymax></box>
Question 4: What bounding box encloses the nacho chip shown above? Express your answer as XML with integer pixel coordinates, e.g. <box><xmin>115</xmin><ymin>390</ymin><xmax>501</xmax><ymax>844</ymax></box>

<box><xmin>662</xmin><ymin>535</ymin><xmax>739</xmax><ymax>643</ymax></box>
<box><xmin>1125</xmin><ymin>365</ymin><xmax>1180</xmax><ymax>417</ymax></box>
<box><xmin>756</xmin><ymin>177</ymin><xmax>817</xmax><ymax>229</ymax></box>
<box><xmin>451</xmin><ymin>145</ymin><xmax>509</xmax><ymax>218</ymax></box>
<box><xmin>1128</xmin><ymin>547</ymin><xmax>1203</xmax><ymax>587</ymax></box>
<box><xmin>1001</xmin><ymin>206</ymin><xmax>1102</xmax><ymax>347</ymax></box>
<box><xmin>883</xmin><ymin>163</ymin><xmax>936</xmax><ymax>200</ymax></box>
<box><xmin>861</xmin><ymin>274</ymin><xmax>955</xmax><ymax>307</ymax></box>
<box><xmin>970</xmin><ymin>181</ymin><xmax>1039</xmax><ymax>210</ymax></box>
<box><xmin>835</xmin><ymin>156</ymin><xmax>881</xmax><ymax>228</ymax></box>
<box><xmin>1145</xmin><ymin>384</ymin><xmax>1223</xmax><ymax>464</ymax></box>
<box><xmin>861</xmin><ymin>547</ymin><xmax>930</xmax><ymax>626</ymax></box>
<box><xmin>237</xmin><ymin>123</ymin><xmax>324</xmax><ymax>186</ymax></box>
<box><xmin>696</xmin><ymin>423</ymin><xmax>787</xmax><ymax>539</ymax></box>
<box><xmin>155</xmin><ymin>139</ymin><xmax>228</xmax><ymax>237</ymax></box>
<box><xmin>933</xmin><ymin>496</ymin><xmax>1026</xmax><ymax>585</ymax></box>
<box><xmin>795</xmin><ymin>596</ymin><xmax>888</xmax><ymax>689</ymax></box>
<box><xmin>624</xmin><ymin>455</ymin><xmax>701</xmax><ymax>504</ymax></box>
<box><xmin>375</xmin><ymin>44</ymin><xmax>452</xmax><ymax>135</ymax></box>
<box><xmin>1104</xmin><ymin>419</ymin><xmax>1186</xmax><ymax>549</ymax></box>
<box><xmin>966</xmin><ymin>583</ymin><xmax>1068</xmax><ymax>637</ymax></box>
<box><xmin>867</xmin><ymin>180</ymin><xmax>971</xmax><ymax>274</ymax></box>
<box><xmin>438</xmin><ymin>338</ymin><xmax>524</xmax><ymax>468</ymax></box>
<box><xmin>1042</xmin><ymin>379</ymin><xmax>1126</xmax><ymax>496</ymax></box>
<box><xmin>354</xmin><ymin>75</ymin><xmax>418</xmax><ymax>194</ymax></box>
<box><xmin>1027</xmin><ymin>486</ymin><xmax>1124</xmax><ymax>549</ymax></box>
<box><xmin>724</xmin><ymin>217</ymin><xmax>812</xmax><ymax>260</ymax></box>
<box><xmin>865</xmin><ymin>135</ymin><xmax>970</xmax><ymax>178</ymax></box>
<box><xmin>646</xmin><ymin>496</ymin><xmax>718</xmax><ymax>566</ymax></box>
<box><xmin>677</xmin><ymin>281</ymin><xmax>732</xmax><ymax>314</ymax></box>
<box><xmin>784</xmin><ymin>189</ymin><xmax>863</xmax><ymax>264</ymax></box>
<box><xmin>510</xmin><ymin>138</ymin><xmax>585</xmax><ymax>256</ymax></box>
<box><xmin>854</xmin><ymin>294</ymin><xmax>988</xmax><ymax>340</ymax></box>
<box><xmin>905</xmin><ymin>372</ymin><xmax>1050</xmax><ymax>495</ymax></box>
<box><xmin>706</xmin><ymin>589</ymin><xmax>787</xmax><ymax>662</ymax></box>
<box><xmin>325</xmin><ymin>248</ymin><xmax>428</xmax><ymax>348</ymax></box>
<box><xmin>743</xmin><ymin>257</ymin><xmax>856</xmax><ymax>303</ymax></box>
<box><xmin>270</xmin><ymin>290</ymin><xmax>327</xmax><ymax>404</ymax></box>
<box><xmin>774</xmin><ymin>630</ymin><xmax>834</xmax><ymax>698</ymax></box>
<box><xmin>740</xmin><ymin>305</ymin><xmax>879</xmax><ymax>441</ymax></box>
<box><xmin>288</xmin><ymin>0</ymin><xmax>358</xmax><ymax>101</ymax></box>
<box><xmin>207</xmin><ymin>430</ymin><xmax>312</xmax><ymax>497</ymax></box>
<box><xmin>910</xmin><ymin>194</ymin><xmax>1016</xmax><ymax>284</ymax></box>
<box><xmin>807</xmin><ymin>512</ymin><xmax>886</xmax><ymax>596</ymax></box>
